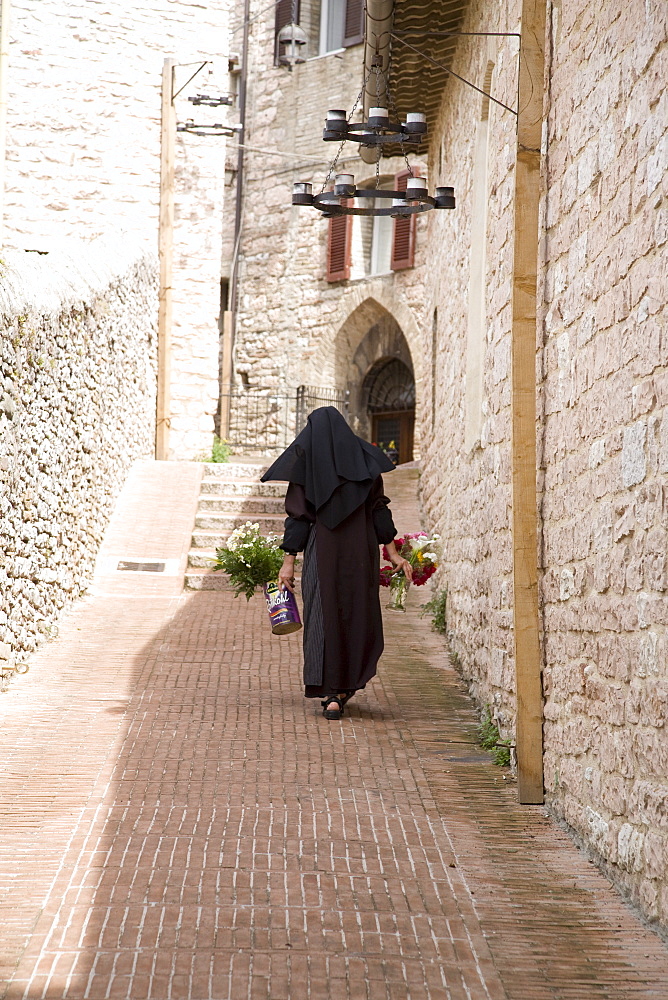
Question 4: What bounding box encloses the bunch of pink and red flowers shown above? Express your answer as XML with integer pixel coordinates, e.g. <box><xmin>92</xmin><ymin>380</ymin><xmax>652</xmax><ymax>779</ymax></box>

<box><xmin>379</xmin><ymin>532</ymin><xmax>440</xmax><ymax>587</ymax></box>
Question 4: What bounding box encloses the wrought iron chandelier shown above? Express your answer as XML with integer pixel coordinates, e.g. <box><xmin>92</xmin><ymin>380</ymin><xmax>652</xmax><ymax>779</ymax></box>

<box><xmin>176</xmin><ymin>90</ymin><xmax>240</xmax><ymax>138</ymax></box>
<box><xmin>292</xmin><ymin>56</ymin><xmax>455</xmax><ymax>218</ymax></box>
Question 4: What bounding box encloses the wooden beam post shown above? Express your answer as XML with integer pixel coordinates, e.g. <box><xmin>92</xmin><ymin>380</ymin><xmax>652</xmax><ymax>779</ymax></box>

<box><xmin>511</xmin><ymin>0</ymin><xmax>546</xmax><ymax>803</ymax></box>
<box><xmin>156</xmin><ymin>57</ymin><xmax>176</xmax><ymax>461</ymax></box>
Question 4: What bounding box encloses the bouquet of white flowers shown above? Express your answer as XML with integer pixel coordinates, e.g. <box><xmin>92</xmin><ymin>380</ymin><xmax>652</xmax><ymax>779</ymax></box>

<box><xmin>213</xmin><ymin>521</ymin><xmax>285</xmax><ymax>601</ymax></box>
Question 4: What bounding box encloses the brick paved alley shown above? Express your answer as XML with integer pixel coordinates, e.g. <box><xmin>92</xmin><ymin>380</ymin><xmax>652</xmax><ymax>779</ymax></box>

<box><xmin>1</xmin><ymin>461</ymin><xmax>667</xmax><ymax>1000</ymax></box>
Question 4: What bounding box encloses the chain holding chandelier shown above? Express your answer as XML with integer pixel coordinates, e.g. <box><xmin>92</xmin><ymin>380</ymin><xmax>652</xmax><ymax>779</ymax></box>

<box><xmin>292</xmin><ymin>54</ymin><xmax>455</xmax><ymax>218</ymax></box>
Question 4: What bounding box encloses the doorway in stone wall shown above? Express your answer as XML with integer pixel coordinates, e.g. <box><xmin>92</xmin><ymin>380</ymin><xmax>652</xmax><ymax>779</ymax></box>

<box><xmin>364</xmin><ymin>357</ymin><xmax>415</xmax><ymax>465</ymax></box>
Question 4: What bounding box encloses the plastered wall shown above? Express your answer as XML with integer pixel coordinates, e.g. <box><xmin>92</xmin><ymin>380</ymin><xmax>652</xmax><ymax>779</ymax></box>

<box><xmin>4</xmin><ymin>0</ymin><xmax>230</xmax><ymax>458</ymax></box>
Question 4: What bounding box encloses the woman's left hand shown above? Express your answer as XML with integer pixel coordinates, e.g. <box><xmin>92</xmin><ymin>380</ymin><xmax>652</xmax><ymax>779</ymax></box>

<box><xmin>278</xmin><ymin>554</ymin><xmax>296</xmax><ymax>593</ymax></box>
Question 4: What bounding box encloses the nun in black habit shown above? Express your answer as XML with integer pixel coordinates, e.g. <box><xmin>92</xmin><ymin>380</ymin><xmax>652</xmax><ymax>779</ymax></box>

<box><xmin>261</xmin><ymin>407</ymin><xmax>412</xmax><ymax>720</ymax></box>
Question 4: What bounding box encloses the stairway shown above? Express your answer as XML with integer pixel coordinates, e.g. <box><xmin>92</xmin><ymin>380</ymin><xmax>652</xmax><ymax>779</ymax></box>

<box><xmin>184</xmin><ymin>460</ymin><xmax>286</xmax><ymax>591</ymax></box>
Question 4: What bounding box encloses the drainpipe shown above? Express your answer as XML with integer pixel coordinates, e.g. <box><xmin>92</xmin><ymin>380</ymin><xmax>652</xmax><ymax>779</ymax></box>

<box><xmin>220</xmin><ymin>0</ymin><xmax>249</xmax><ymax>438</ymax></box>
<box><xmin>0</xmin><ymin>0</ymin><xmax>11</xmax><ymax>245</ymax></box>
<box><xmin>228</xmin><ymin>0</ymin><xmax>250</xmax><ymax>338</ymax></box>
<box><xmin>360</xmin><ymin>0</ymin><xmax>394</xmax><ymax>165</ymax></box>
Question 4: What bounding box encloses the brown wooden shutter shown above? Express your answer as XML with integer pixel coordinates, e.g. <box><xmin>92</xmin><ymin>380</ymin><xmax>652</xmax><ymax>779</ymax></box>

<box><xmin>391</xmin><ymin>168</ymin><xmax>417</xmax><ymax>271</ymax></box>
<box><xmin>326</xmin><ymin>203</ymin><xmax>353</xmax><ymax>282</ymax></box>
<box><xmin>275</xmin><ymin>0</ymin><xmax>299</xmax><ymax>62</ymax></box>
<box><xmin>343</xmin><ymin>0</ymin><xmax>364</xmax><ymax>46</ymax></box>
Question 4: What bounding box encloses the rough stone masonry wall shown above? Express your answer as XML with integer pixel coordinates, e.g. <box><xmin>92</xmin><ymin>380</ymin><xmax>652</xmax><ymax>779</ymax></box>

<box><xmin>417</xmin><ymin>0</ymin><xmax>520</xmax><ymax>732</ymax></box>
<box><xmin>0</xmin><ymin>239</ymin><xmax>157</xmax><ymax>674</ymax></box>
<box><xmin>539</xmin><ymin>0</ymin><xmax>668</xmax><ymax>930</ymax></box>
<box><xmin>4</xmin><ymin>0</ymin><xmax>229</xmax><ymax>459</ymax></box>
<box><xmin>420</xmin><ymin>0</ymin><xmax>668</xmax><ymax>933</ymax></box>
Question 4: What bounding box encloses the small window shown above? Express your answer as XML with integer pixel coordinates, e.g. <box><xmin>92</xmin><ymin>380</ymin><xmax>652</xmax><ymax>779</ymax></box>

<box><xmin>355</xmin><ymin>176</ymin><xmax>394</xmax><ymax>276</ymax></box>
<box><xmin>319</xmin><ymin>0</ymin><xmax>364</xmax><ymax>54</ymax></box>
<box><xmin>371</xmin><ymin>212</ymin><xmax>393</xmax><ymax>275</ymax></box>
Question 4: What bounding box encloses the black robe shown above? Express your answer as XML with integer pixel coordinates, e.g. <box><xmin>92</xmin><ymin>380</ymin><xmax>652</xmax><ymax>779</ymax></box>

<box><xmin>281</xmin><ymin>476</ymin><xmax>396</xmax><ymax>698</ymax></box>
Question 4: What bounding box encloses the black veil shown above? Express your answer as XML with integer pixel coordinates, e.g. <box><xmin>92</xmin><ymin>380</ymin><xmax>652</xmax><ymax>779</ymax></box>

<box><xmin>261</xmin><ymin>406</ymin><xmax>395</xmax><ymax>529</ymax></box>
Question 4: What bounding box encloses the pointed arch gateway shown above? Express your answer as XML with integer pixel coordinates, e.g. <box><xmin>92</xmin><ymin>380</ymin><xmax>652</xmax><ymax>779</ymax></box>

<box><xmin>328</xmin><ymin>299</ymin><xmax>417</xmax><ymax>463</ymax></box>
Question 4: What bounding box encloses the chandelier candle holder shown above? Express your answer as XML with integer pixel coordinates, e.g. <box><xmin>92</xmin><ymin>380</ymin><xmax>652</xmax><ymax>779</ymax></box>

<box><xmin>323</xmin><ymin>107</ymin><xmax>427</xmax><ymax>146</ymax></box>
<box><xmin>291</xmin><ymin>53</ymin><xmax>456</xmax><ymax>219</ymax></box>
<box><xmin>293</xmin><ymin>175</ymin><xmax>455</xmax><ymax>217</ymax></box>
<box><xmin>177</xmin><ymin>120</ymin><xmax>242</xmax><ymax>137</ymax></box>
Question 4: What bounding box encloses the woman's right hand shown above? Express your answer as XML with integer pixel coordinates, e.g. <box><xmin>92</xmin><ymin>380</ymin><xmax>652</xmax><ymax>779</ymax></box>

<box><xmin>385</xmin><ymin>540</ymin><xmax>414</xmax><ymax>582</ymax></box>
<box><xmin>278</xmin><ymin>554</ymin><xmax>296</xmax><ymax>593</ymax></box>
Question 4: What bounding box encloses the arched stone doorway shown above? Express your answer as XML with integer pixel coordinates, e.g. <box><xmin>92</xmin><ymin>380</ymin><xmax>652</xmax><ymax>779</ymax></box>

<box><xmin>363</xmin><ymin>357</ymin><xmax>415</xmax><ymax>464</ymax></box>
<box><xmin>341</xmin><ymin>312</ymin><xmax>416</xmax><ymax>463</ymax></box>
<box><xmin>318</xmin><ymin>295</ymin><xmax>420</xmax><ymax>462</ymax></box>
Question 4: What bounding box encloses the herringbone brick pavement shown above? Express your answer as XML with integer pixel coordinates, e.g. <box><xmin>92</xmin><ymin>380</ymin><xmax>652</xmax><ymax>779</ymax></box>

<box><xmin>0</xmin><ymin>461</ymin><xmax>666</xmax><ymax>999</ymax></box>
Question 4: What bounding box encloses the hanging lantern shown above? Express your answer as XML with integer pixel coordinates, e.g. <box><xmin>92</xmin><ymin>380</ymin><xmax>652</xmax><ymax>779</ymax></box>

<box><xmin>277</xmin><ymin>22</ymin><xmax>308</xmax><ymax>68</ymax></box>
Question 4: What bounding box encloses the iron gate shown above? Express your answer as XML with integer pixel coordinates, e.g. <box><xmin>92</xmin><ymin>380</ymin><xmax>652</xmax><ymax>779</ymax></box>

<box><xmin>219</xmin><ymin>385</ymin><xmax>349</xmax><ymax>453</ymax></box>
<box><xmin>295</xmin><ymin>385</ymin><xmax>349</xmax><ymax>433</ymax></box>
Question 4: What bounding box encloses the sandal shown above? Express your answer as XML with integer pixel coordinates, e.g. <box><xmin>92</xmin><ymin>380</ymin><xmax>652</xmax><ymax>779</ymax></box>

<box><xmin>321</xmin><ymin>696</ymin><xmax>344</xmax><ymax>720</ymax></box>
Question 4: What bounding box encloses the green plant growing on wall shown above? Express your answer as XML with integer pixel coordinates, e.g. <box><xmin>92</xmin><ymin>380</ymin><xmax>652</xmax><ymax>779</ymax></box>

<box><xmin>211</xmin><ymin>436</ymin><xmax>231</xmax><ymax>463</ymax></box>
<box><xmin>420</xmin><ymin>589</ymin><xmax>447</xmax><ymax>634</ymax></box>
<box><xmin>476</xmin><ymin>705</ymin><xmax>512</xmax><ymax>767</ymax></box>
<box><xmin>199</xmin><ymin>436</ymin><xmax>231</xmax><ymax>463</ymax></box>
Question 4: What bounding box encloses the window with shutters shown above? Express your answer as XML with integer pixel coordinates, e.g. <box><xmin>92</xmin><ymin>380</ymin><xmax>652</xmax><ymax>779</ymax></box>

<box><xmin>274</xmin><ymin>0</ymin><xmax>300</xmax><ymax>63</ymax></box>
<box><xmin>319</xmin><ymin>0</ymin><xmax>364</xmax><ymax>54</ymax></box>
<box><xmin>357</xmin><ymin>176</ymin><xmax>394</xmax><ymax>275</ymax></box>
<box><xmin>343</xmin><ymin>0</ymin><xmax>364</xmax><ymax>45</ymax></box>
<box><xmin>326</xmin><ymin>204</ymin><xmax>353</xmax><ymax>282</ymax></box>
<box><xmin>390</xmin><ymin>168</ymin><xmax>418</xmax><ymax>271</ymax></box>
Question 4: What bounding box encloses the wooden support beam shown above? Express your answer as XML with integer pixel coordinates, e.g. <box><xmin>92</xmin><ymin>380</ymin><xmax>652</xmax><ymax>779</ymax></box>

<box><xmin>156</xmin><ymin>57</ymin><xmax>176</xmax><ymax>461</ymax></box>
<box><xmin>511</xmin><ymin>0</ymin><xmax>546</xmax><ymax>804</ymax></box>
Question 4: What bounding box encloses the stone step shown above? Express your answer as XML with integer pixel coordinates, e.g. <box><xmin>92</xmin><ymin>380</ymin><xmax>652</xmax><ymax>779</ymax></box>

<box><xmin>187</xmin><ymin>548</ymin><xmax>218</xmax><ymax>568</ymax></box>
<box><xmin>191</xmin><ymin>529</ymin><xmax>231</xmax><ymax>549</ymax></box>
<box><xmin>198</xmin><ymin>495</ymin><xmax>285</xmax><ymax>515</ymax></box>
<box><xmin>200</xmin><ymin>461</ymin><xmax>268</xmax><ymax>480</ymax></box>
<box><xmin>186</xmin><ymin>457</ymin><xmax>285</xmax><ymax>572</ymax></box>
<box><xmin>184</xmin><ymin>567</ymin><xmax>232</xmax><ymax>591</ymax></box>
<box><xmin>193</xmin><ymin>512</ymin><xmax>285</xmax><ymax>534</ymax></box>
<box><xmin>201</xmin><ymin>480</ymin><xmax>285</xmax><ymax>498</ymax></box>
<box><xmin>185</xmin><ymin>567</ymin><xmax>300</xmax><ymax>592</ymax></box>
<box><xmin>192</xmin><ymin>527</ymin><xmax>286</xmax><ymax>549</ymax></box>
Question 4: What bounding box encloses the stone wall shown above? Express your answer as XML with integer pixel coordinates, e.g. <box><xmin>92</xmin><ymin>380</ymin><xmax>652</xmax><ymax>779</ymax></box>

<box><xmin>0</xmin><ymin>238</ymin><xmax>157</xmax><ymax>673</ymax></box>
<box><xmin>539</xmin><ymin>0</ymin><xmax>668</xmax><ymax>930</ymax></box>
<box><xmin>417</xmin><ymin>0</ymin><xmax>668</xmax><ymax>932</ymax></box>
<box><xmin>417</xmin><ymin>0</ymin><xmax>520</xmax><ymax>731</ymax></box>
<box><xmin>4</xmin><ymin>0</ymin><xmax>230</xmax><ymax>459</ymax></box>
